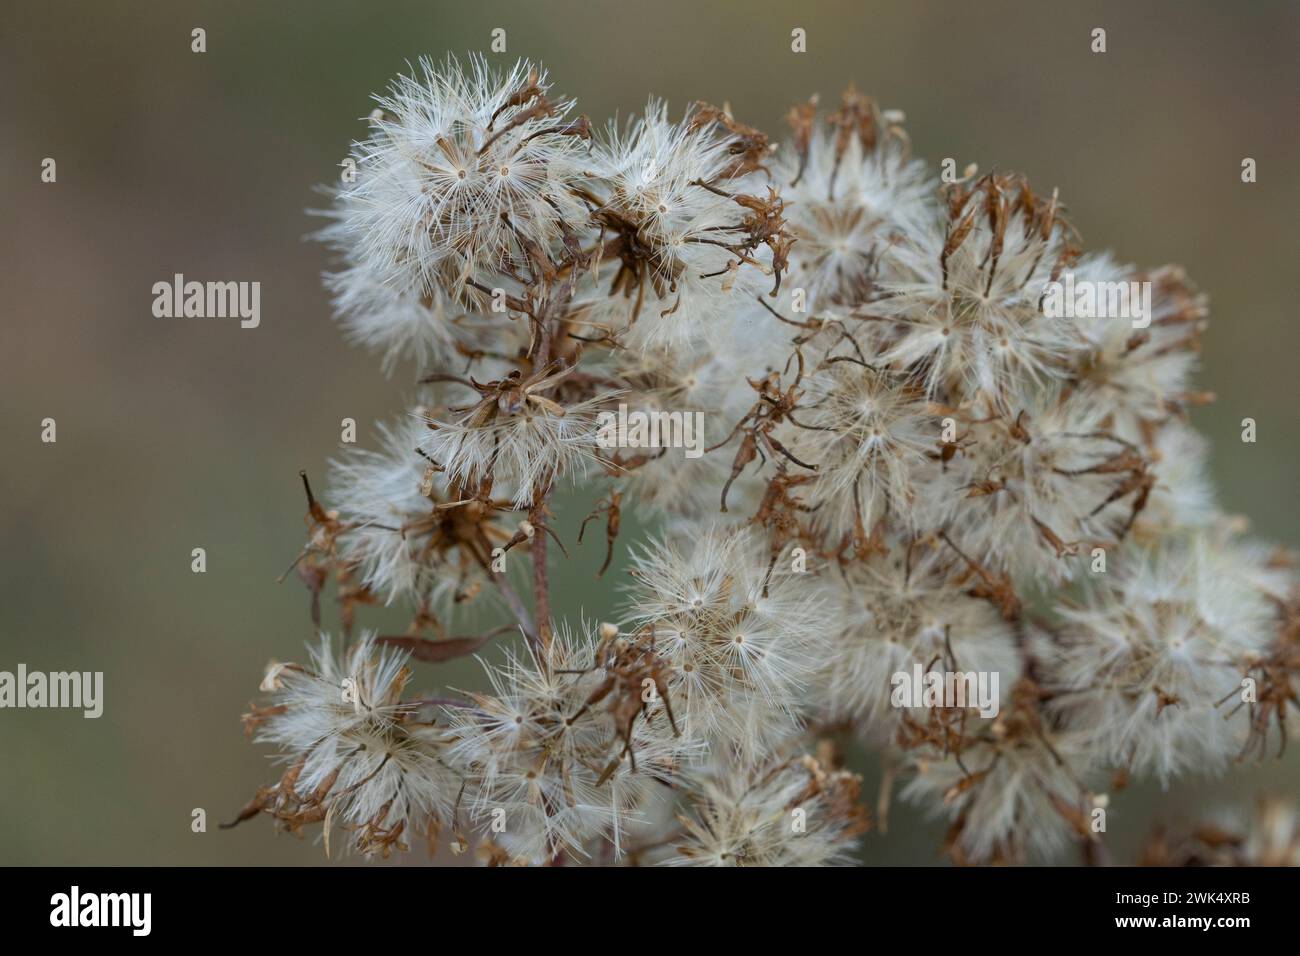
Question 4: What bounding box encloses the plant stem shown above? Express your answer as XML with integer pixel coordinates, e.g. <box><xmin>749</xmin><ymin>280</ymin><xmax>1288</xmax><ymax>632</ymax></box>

<box><xmin>529</xmin><ymin>302</ymin><xmax>557</xmax><ymax>652</ymax></box>
<box><xmin>530</xmin><ymin>483</ymin><xmax>554</xmax><ymax>651</ymax></box>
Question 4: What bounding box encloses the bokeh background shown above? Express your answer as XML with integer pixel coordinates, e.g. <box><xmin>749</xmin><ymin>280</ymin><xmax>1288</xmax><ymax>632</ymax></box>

<box><xmin>2</xmin><ymin>0</ymin><xmax>1298</xmax><ymax>865</ymax></box>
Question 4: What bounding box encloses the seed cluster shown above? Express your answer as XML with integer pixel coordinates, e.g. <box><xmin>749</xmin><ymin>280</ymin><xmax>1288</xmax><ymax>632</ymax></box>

<box><xmin>230</xmin><ymin>55</ymin><xmax>1300</xmax><ymax>865</ymax></box>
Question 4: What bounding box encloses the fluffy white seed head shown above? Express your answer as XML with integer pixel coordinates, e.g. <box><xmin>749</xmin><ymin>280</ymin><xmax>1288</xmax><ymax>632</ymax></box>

<box><xmin>814</xmin><ymin>539</ymin><xmax>1021</xmax><ymax>737</ymax></box>
<box><xmin>249</xmin><ymin>634</ymin><xmax>455</xmax><ymax>858</ymax></box>
<box><xmin>789</xmin><ymin>358</ymin><xmax>937</xmax><ymax>539</ymax></box>
<box><xmin>579</xmin><ymin>100</ymin><xmax>776</xmax><ymax>351</ymax></box>
<box><xmin>901</xmin><ymin>719</ymin><xmax>1099</xmax><ymax>864</ymax></box>
<box><xmin>624</xmin><ymin>527</ymin><xmax>827</xmax><ymax>751</ymax></box>
<box><xmin>422</xmin><ymin>392</ymin><xmax>612</xmax><ymax>509</ymax></box>
<box><xmin>446</xmin><ymin>622</ymin><xmax>689</xmax><ymax>864</ymax></box>
<box><xmin>1043</xmin><ymin>529</ymin><xmax>1281</xmax><ymax>784</ymax></box>
<box><xmin>774</xmin><ymin>98</ymin><xmax>932</xmax><ymax>310</ymax></box>
<box><xmin>321</xmin><ymin>56</ymin><xmax>589</xmax><ymax>304</ymax></box>
<box><xmin>329</xmin><ymin>416</ymin><xmax>495</xmax><ymax>608</ymax></box>
<box><xmin>872</xmin><ymin>175</ymin><xmax>1081</xmax><ymax>408</ymax></box>
<box><xmin>668</xmin><ymin>751</ymin><xmax>868</xmax><ymax>866</ymax></box>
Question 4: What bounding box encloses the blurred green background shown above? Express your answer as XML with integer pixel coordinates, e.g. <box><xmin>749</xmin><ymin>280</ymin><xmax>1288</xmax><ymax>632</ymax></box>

<box><xmin>2</xmin><ymin>0</ymin><xmax>1298</xmax><ymax>865</ymax></box>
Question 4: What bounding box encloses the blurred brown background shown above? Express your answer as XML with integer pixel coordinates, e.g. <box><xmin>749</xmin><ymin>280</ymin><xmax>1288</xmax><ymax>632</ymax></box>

<box><xmin>2</xmin><ymin>0</ymin><xmax>1297</xmax><ymax>865</ymax></box>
